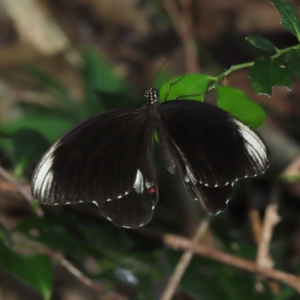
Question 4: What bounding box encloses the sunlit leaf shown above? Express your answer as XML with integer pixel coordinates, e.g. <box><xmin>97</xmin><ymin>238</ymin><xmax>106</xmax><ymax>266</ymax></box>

<box><xmin>217</xmin><ymin>87</ymin><xmax>266</xmax><ymax>128</ymax></box>
<box><xmin>159</xmin><ymin>74</ymin><xmax>212</xmax><ymax>102</ymax></box>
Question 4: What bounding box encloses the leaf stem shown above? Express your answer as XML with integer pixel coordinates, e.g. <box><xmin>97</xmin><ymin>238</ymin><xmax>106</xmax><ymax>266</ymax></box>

<box><xmin>209</xmin><ymin>62</ymin><xmax>254</xmax><ymax>89</ymax></box>
<box><xmin>271</xmin><ymin>43</ymin><xmax>300</xmax><ymax>59</ymax></box>
<box><xmin>209</xmin><ymin>43</ymin><xmax>300</xmax><ymax>89</ymax></box>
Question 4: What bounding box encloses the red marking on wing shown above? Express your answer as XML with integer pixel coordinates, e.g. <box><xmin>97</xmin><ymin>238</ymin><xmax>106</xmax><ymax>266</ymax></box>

<box><xmin>149</xmin><ymin>187</ymin><xmax>156</xmax><ymax>194</ymax></box>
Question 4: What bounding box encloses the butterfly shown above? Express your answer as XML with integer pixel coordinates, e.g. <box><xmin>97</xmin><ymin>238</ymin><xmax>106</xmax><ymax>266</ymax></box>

<box><xmin>32</xmin><ymin>87</ymin><xmax>270</xmax><ymax>228</ymax></box>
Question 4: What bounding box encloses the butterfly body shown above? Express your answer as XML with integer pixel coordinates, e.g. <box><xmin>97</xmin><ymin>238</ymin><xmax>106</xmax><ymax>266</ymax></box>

<box><xmin>32</xmin><ymin>88</ymin><xmax>270</xmax><ymax>228</ymax></box>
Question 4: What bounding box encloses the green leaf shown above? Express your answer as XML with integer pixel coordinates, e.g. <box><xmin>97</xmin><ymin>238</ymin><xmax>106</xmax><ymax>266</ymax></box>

<box><xmin>159</xmin><ymin>74</ymin><xmax>212</xmax><ymax>102</ymax></box>
<box><xmin>274</xmin><ymin>286</ymin><xmax>295</xmax><ymax>300</ymax></box>
<box><xmin>0</xmin><ymin>222</ymin><xmax>11</xmax><ymax>244</ymax></box>
<box><xmin>12</xmin><ymin>129</ymin><xmax>50</xmax><ymax>178</ymax></box>
<box><xmin>23</xmin><ymin>255</ymin><xmax>53</xmax><ymax>300</ymax></box>
<box><xmin>245</xmin><ymin>35</ymin><xmax>277</xmax><ymax>53</ymax></box>
<box><xmin>0</xmin><ymin>241</ymin><xmax>53</xmax><ymax>300</ymax></box>
<box><xmin>249</xmin><ymin>57</ymin><xmax>292</xmax><ymax>96</ymax></box>
<box><xmin>81</xmin><ymin>47</ymin><xmax>128</xmax><ymax>112</ymax></box>
<box><xmin>286</xmin><ymin>48</ymin><xmax>300</xmax><ymax>79</ymax></box>
<box><xmin>0</xmin><ymin>112</ymin><xmax>78</xmax><ymax>143</ymax></box>
<box><xmin>25</xmin><ymin>64</ymin><xmax>77</xmax><ymax>112</ymax></box>
<box><xmin>217</xmin><ymin>87</ymin><xmax>266</xmax><ymax>128</ymax></box>
<box><xmin>270</xmin><ymin>0</ymin><xmax>300</xmax><ymax>40</ymax></box>
<box><xmin>14</xmin><ymin>217</ymin><xmax>84</xmax><ymax>259</ymax></box>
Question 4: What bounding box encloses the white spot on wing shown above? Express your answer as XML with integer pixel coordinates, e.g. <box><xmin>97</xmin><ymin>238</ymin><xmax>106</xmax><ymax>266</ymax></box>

<box><xmin>33</xmin><ymin>142</ymin><xmax>59</xmax><ymax>200</ymax></box>
<box><xmin>185</xmin><ymin>166</ymin><xmax>197</xmax><ymax>185</ymax></box>
<box><xmin>92</xmin><ymin>201</ymin><xmax>98</xmax><ymax>207</ymax></box>
<box><xmin>133</xmin><ymin>169</ymin><xmax>144</xmax><ymax>194</ymax></box>
<box><xmin>233</xmin><ymin>119</ymin><xmax>268</xmax><ymax>169</ymax></box>
<box><xmin>145</xmin><ymin>179</ymin><xmax>152</xmax><ymax>189</ymax></box>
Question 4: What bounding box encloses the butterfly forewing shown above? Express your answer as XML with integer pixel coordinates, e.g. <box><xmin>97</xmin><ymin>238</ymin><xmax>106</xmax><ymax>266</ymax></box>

<box><xmin>32</xmin><ymin>107</ymin><xmax>158</xmax><ymax>228</ymax></box>
<box><xmin>159</xmin><ymin>100</ymin><xmax>270</xmax><ymax>187</ymax></box>
<box><xmin>157</xmin><ymin>100</ymin><xmax>270</xmax><ymax>214</ymax></box>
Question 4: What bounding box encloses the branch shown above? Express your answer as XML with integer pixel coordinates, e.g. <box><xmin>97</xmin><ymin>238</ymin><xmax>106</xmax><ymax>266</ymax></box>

<box><xmin>281</xmin><ymin>155</ymin><xmax>300</xmax><ymax>183</ymax></box>
<box><xmin>160</xmin><ymin>218</ymin><xmax>210</xmax><ymax>300</ymax></box>
<box><xmin>256</xmin><ymin>185</ymin><xmax>281</xmax><ymax>269</ymax></box>
<box><xmin>0</xmin><ymin>167</ymin><xmax>107</xmax><ymax>295</ymax></box>
<box><xmin>0</xmin><ymin>166</ymin><xmax>44</xmax><ymax>217</ymax></box>
<box><xmin>163</xmin><ymin>234</ymin><xmax>300</xmax><ymax>293</ymax></box>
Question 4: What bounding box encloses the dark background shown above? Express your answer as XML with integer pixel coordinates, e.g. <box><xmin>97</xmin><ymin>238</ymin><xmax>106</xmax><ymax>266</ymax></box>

<box><xmin>0</xmin><ymin>0</ymin><xmax>300</xmax><ymax>299</ymax></box>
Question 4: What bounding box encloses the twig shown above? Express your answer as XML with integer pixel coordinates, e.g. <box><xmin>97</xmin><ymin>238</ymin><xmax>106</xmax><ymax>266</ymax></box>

<box><xmin>163</xmin><ymin>234</ymin><xmax>300</xmax><ymax>293</ymax></box>
<box><xmin>255</xmin><ymin>185</ymin><xmax>281</xmax><ymax>293</ymax></box>
<box><xmin>0</xmin><ymin>166</ymin><xmax>105</xmax><ymax>294</ymax></box>
<box><xmin>281</xmin><ymin>155</ymin><xmax>300</xmax><ymax>183</ymax></box>
<box><xmin>160</xmin><ymin>218</ymin><xmax>210</xmax><ymax>300</ymax></box>
<box><xmin>163</xmin><ymin>0</ymin><xmax>199</xmax><ymax>73</ymax></box>
<box><xmin>0</xmin><ymin>166</ymin><xmax>44</xmax><ymax>217</ymax></box>
<box><xmin>248</xmin><ymin>208</ymin><xmax>262</xmax><ymax>244</ymax></box>
<box><xmin>43</xmin><ymin>249</ymin><xmax>102</xmax><ymax>291</ymax></box>
<box><xmin>245</xmin><ymin>181</ymin><xmax>262</xmax><ymax>245</ymax></box>
<box><xmin>256</xmin><ymin>185</ymin><xmax>281</xmax><ymax>269</ymax></box>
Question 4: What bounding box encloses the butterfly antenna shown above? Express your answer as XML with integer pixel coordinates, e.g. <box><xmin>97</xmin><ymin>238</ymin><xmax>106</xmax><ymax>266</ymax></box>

<box><xmin>149</xmin><ymin>54</ymin><xmax>172</xmax><ymax>88</ymax></box>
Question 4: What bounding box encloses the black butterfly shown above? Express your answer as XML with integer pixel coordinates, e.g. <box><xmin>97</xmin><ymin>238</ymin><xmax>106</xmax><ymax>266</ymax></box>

<box><xmin>32</xmin><ymin>88</ymin><xmax>270</xmax><ymax>228</ymax></box>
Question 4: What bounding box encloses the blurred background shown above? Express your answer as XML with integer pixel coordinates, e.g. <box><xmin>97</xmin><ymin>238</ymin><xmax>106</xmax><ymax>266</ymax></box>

<box><xmin>0</xmin><ymin>0</ymin><xmax>300</xmax><ymax>299</ymax></box>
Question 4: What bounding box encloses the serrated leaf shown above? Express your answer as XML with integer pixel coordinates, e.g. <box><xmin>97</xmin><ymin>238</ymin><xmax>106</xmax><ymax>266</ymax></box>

<box><xmin>159</xmin><ymin>74</ymin><xmax>212</xmax><ymax>102</ymax></box>
<box><xmin>249</xmin><ymin>57</ymin><xmax>292</xmax><ymax>96</ymax></box>
<box><xmin>245</xmin><ymin>35</ymin><xmax>277</xmax><ymax>53</ymax></box>
<box><xmin>0</xmin><ymin>241</ymin><xmax>53</xmax><ymax>300</ymax></box>
<box><xmin>12</xmin><ymin>129</ymin><xmax>50</xmax><ymax>178</ymax></box>
<box><xmin>270</xmin><ymin>0</ymin><xmax>300</xmax><ymax>40</ymax></box>
<box><xmin>286</xmin><ymin>48</ymin><xmax>300</xmax><ymax>79</ymax></box>
<box><xmin>217</xmin><ymin>87</ymin><xmax>266</xmax><ymax>128</ymax></box>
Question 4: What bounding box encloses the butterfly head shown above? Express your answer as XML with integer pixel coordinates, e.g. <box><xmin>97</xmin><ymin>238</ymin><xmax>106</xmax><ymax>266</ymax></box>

<box><xmin>144</xmin><ymin>87</ymin><xmax>159</xmax><ymax>105</ymax></box>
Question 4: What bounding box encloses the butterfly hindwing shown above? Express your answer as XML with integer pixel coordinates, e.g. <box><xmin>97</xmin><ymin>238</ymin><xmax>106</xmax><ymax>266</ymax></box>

<box><xmin>32</xmin><ymin>107</ymin><xmax>158</xmax><ymax>228</ymax></box>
